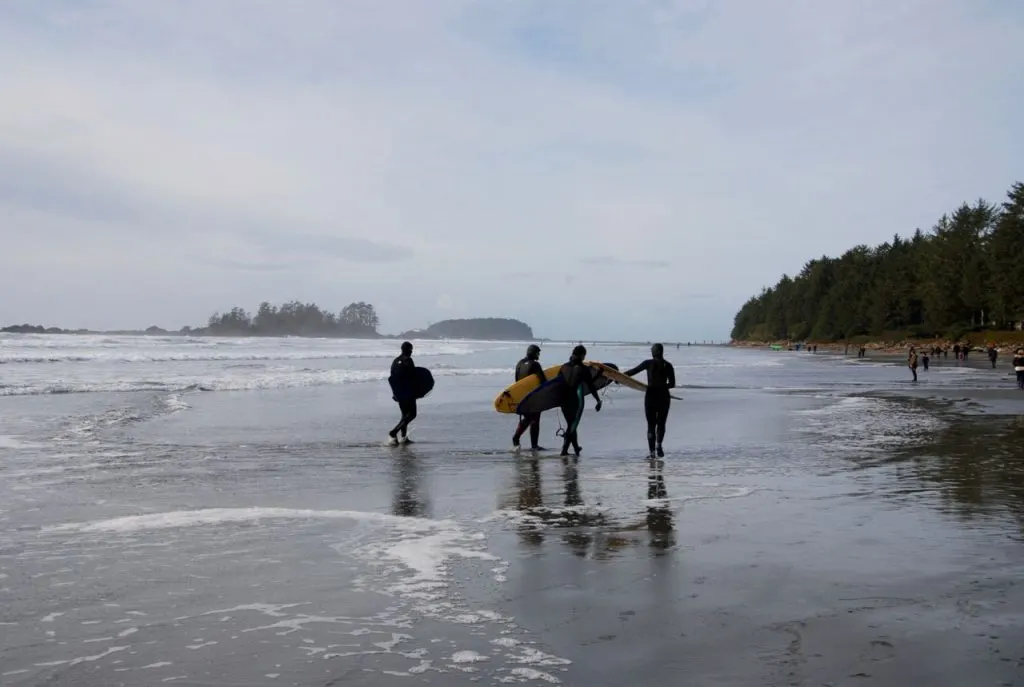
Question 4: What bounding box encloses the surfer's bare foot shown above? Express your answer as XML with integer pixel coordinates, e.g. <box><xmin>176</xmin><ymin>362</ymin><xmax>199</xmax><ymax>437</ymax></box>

<box><xmin>400</xmin><ymin>435</ymin><xmax>414</xmax><ymax>445</ymax></box>
<box><xmin>386</xmin><ymin>436</ymin><xmax>399</xmax><ymax>447</ymax></box>
<box><xmin>656</xmin><ymin>445</ymin><xmax>664</xmax><ymax>458</ymax></box>
<box><xmin>531</xmin><ymin>445</ymin><xmax>546</xmax><ymax>452</ymax></box>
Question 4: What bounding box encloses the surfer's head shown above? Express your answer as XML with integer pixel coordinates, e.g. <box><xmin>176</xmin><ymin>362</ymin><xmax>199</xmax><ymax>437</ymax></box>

<box><xmin>571</xmin><ymin>344</ymin><xmax>587</xmax><ymax>361</ymax></box>
<box><xmin>526</xmin><ymin>344</ymin><xmax>541</xmax><ymax>360</ymax></box>
<box><xmin>401</xmin><ymin>341</ymin><xmax>413</xmax><ymax>355</ymax></box>
<box><xmin>651</xmin><ymin>343</ymin><xmax>664</xmax><ymax>359</ymax></box>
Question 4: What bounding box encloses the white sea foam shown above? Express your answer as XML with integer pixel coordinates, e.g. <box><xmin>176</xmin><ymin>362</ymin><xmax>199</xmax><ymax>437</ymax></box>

<box><xmin>43</xmin><ymin>507</ymin><xmax>442</xmax><ymax>534</ymax></box>
<box><xmin>0</xmin><ymin>366</ymin><xmax>510</xmax><ymax>397</ymax></box>
<box><xmin>794</xmin><ymin>395</ymin><xmax>944</xmax><ymax>454</ymax></box>
<box><xmin>0</xmin><ymin>334</ymin><xmax>479</xmax><ymax>365</ymax></box>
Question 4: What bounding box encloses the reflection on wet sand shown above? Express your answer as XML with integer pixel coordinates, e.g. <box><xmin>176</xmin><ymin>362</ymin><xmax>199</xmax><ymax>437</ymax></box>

<box><xmin>645</xmin><ymin>458</ymin><xmax>676</xmax><ymax>552</ymax></box>
<box><xmin>391</xmin><ymin>446</ymin><xmax>429</xmax><ymax>518</ymax></box>
<box><xmin>882</xmin><ymin>413</ymin><xmax>1024</xmax><ymax>532</ymax></box>
<box><xmin>500</xmin><ymin>455</ymin><xmax>678</xmax><ymax>558</ymax></box>
<box><xmin>516</xmin><ymin>457</ymin><xmax>544</xmax><ymax>546</ymax></box>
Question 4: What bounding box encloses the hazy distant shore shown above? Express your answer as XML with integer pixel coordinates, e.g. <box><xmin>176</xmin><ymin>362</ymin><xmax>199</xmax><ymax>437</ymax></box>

<box><xmin>0</xmin><ymin>317</ymin><xmax>539</xmax><ymax>342</ymax></box>
<box><xmin>730</xmin><ymin>333</ymin><xmax>1024</xmax><ymax>355</ymax></box>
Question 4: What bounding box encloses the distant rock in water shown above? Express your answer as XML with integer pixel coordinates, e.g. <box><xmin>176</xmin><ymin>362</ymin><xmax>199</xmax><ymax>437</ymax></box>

<box><xmin>400</xmin><ymin>318</ymin><xmax>535</xmax><ymax>341</ymax></box>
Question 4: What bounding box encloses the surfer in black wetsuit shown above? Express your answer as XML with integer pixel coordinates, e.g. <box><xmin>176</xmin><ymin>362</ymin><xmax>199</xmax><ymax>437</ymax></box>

<box><xmin>558</xmin><ymin>345</ymin><xmax>602</xmax><ymax>457</ymax></box>
<box><xmin>624</xmin><ymin>343</ymin><xmax>676</xmax><ymax>458</ymax></box>
<box><xmin>388</xmin><ymin>341</ymin><xmax>417</xmax><ymax>445</ymax></box>
<box><xmin>513</xmin><ymin>344</ymin><xmax>547</xmax><ymax>451</ymax></box>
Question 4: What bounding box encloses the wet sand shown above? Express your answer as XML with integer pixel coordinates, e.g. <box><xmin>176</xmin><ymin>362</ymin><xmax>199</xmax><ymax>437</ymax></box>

<box><xmin>2</xmin><ymin>344</ymin><xmax>1023</xmax><ymax>686</ymax></box>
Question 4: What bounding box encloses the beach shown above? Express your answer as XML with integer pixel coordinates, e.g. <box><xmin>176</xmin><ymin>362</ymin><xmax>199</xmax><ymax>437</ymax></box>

<box><xmin>1</xmin><ymin>334</ymin><xmax>1022</xmax><ymax>686</ymax></box>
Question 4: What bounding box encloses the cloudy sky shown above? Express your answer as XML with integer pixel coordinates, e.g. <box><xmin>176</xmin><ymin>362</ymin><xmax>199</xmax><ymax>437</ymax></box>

<box><xmin>1</xmin><ymin>0</ymin><xmax>1021</xmax><ymax>341</ymax></box>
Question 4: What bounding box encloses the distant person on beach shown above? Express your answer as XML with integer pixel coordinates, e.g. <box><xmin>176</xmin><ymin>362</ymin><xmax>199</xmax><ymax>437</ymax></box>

<box><xmin>624</xmin><ymin>343</ymin><xmax>677</xmax><ymax>458</ymax></box>
<box><xmin>387</xmin><ymin>341</ymin><xmax>418</xmax><ymax>445</ymax></box>
<box><xmin>922</xmin><ymin>350</ymin><xmax>930</xmax><ymax>371</ymax></box>
<box><xmin>988</xmin><ymin>345</ymin><xmax>998</xmax><ymax>369</ymax></box>
<box><xmin>962</xmin><ymin>343</ymin><xmax>970</xmax><ymax>362</ymax></box>
<box><xmin>1014</xmin><ymin>349</ymin><xmax>1024</xmax><ymax>390</ymax></box>
<box><xmin>908</xmin><ymin>348</ymin><xmax>919</xmax><ymax>382</ymax></box>
<box><xmin>953</xmin><ymin>344</ymin><xmax>961</xmax><ymax>361</ymax></box>
<box><xmin>512</xmin><ymin>344</ymin><xmax>547</xmax><ymax>452</ymax></box>
<box><xmin>557</xmin><ymin>345</ymin><xmax>602</xmax><ymax>457</ymax></box>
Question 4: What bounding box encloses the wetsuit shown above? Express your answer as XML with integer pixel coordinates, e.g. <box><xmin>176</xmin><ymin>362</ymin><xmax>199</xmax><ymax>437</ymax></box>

<box><xmin>389</xmin><ymin>353</ymin><xmax>417</xmax><ymax>439</ymax></box>
<box><xmin>558</xmin><ymin>359</ymin><xmax>599</xmax><ymax>456</ymax></box>
<box><xmin>1014</xmin><ymin>354</ymin><xmax>1024</xmax><ymax>390</ymax></box>
<box><xmin>513</xmin><ymin>356</ymin><xmax>547</xmax><ymax>449</ymax></box>
<box><xmin>625</xmin><ymin>357</ymin><xmax>676</xmax><ymax>454</ymax></box>
<box><xmin>908</xmin><ymin>352</ymin><xmax>918</xmax><ymax>382</ymax></box>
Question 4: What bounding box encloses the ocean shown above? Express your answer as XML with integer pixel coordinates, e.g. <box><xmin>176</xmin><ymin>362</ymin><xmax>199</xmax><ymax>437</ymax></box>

<box><xmin>1</xmin><ymin>334</ymin><xmax>1022</xmax><ymax>686</ymax></box>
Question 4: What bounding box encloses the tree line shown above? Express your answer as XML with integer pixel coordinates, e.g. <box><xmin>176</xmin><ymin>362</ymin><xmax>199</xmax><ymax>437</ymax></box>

<box><xmin>205</xmin><ymin>301</ymin><xmax>380</xmax><ymax>337</ymax></box>
<box><xmin>731</xmin><ymin>181</ymin><xmax>1024</xmax><ymax>342</ymax></box>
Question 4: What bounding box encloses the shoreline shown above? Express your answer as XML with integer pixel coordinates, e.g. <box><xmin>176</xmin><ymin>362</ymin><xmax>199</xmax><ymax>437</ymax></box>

<box><xmin>730</xmin><ymin>336</ymin><xmax>1024</xmax><ymax>356</ymax></box>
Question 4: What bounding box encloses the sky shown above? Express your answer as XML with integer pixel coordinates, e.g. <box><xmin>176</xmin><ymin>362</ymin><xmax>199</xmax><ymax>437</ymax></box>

<box><xmin>1</xmin><ymin>0</ymin><xmax>1022</xmax><ymax>341</ymax></box>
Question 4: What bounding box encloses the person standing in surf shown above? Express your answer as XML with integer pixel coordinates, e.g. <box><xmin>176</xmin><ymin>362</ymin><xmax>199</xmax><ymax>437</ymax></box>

<box><xmin>558</xmin><ymin>345</ymin><xmax>602</xmax><ymax>457</ymax></box>
<box><xmin>908</xmin><ymin>347</ymin><xmax>919</xmax><ymax>382</ymax></box>
<box><xmin>388</xmin><ymin>341</ymin><xmax>418</xmax><ymax>445</ymax></box>
<box><xmin>1014</xmin><ymin>349</ymin><xmax>1024</xmax><ymax>391</ymax></box>
<box><xmin>512</xmin><ymin>344</ymin><xmax>547</xmax><ymax>452</ymax></box>
<box><xmin>624</xmin><ymin>343</ymin><xmax>677</xmax><ymax>458</ymax></box>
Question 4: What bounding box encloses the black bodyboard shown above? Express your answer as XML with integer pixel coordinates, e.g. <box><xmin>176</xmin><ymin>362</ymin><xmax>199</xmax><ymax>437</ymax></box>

<box><xmin>389</xmin><ymin>367</ymin><xmax>435</xmax><ymax>401</ymax></box>
<box><xmin>515</xmin><ymin>363</ymin><xmax>617</xmax><ymax>415</ymax></box>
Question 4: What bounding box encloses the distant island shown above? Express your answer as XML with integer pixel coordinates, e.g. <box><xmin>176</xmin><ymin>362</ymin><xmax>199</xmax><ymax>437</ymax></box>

<box><xmin>730</xmin><ymin>180</ymin><xmax>1024</xmax><ymax>347</ymax></box>
<box><xmin>398</xmin><ymin>318</ymin><xmax>534</xmax><ymax>341</ymax></box>
<box><xmin>2</xmin><ymin>300</ymin><xmax>538</xmax><ymax>341</ymax></box>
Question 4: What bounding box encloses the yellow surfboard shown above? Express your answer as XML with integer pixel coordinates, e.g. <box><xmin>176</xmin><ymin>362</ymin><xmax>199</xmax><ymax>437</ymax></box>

<box><xmin>493</xmin><ymin>364</ymin><xmax>563</xmax><ymax>414</ymax></box>
<box><xmin>586</xmin><ymin>360</ymin><xmax>683</xmax><ymax>400</ymax></box>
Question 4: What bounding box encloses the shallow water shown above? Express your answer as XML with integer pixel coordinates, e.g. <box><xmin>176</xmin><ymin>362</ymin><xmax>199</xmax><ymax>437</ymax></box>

<box><xmin>1</xmin><ymin>336</ymin><xmax>1022</xmax><ymax>686</ymax></box>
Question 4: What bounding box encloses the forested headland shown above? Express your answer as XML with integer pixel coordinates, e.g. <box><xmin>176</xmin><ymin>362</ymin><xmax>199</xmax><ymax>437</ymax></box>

<box><xmin>3</xmin><ymin>302</ymin><xmax>538</xmax><ymax>340</ymax></box>
<box><xmin>399</xmin><ymin>318</ymin><xmax>534</xmax><ymax>341</ymax></box>
<box><xmin>203</xmin><ymin>301</ymin><xmax>381</xmax><ymax>337</ymax></box>
<box><xmin>731</xmin><ymin>182</ymin><xmax>1024</xmax><ymax>345</ymax></box>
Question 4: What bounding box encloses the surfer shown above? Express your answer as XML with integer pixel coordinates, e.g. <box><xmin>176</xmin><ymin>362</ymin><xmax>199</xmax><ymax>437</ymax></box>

<box><xmin>624</xmin><ymin>343</ymin><xmax>677</xmax><ymax>458</ymax></box>
<box><xmin>388</xmin><ymin>341</ymin><xmax>418</xmax><ymax>445</ymax></box>
<box><xmin>512</xmin><ymin>344</ymin><xmax>547</xmax><ymax>452</ymax></box>
<box><xmin>1014</xmin><ymin>349</ymin><xmax>1024</xmax><ymax>391</ymax></box>
<box><xmin>558</xmin><ymin>345</ymin><xmax>602</xmax><ymax>457</ymax></box>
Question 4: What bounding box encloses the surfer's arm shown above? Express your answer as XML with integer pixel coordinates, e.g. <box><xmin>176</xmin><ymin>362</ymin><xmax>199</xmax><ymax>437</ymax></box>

<box><xmin>623</xmin><ymin>360</ymin><xmax>649</xmax><ymax>377</ymax></box>
<box><xmin>530</xmin><ymin>362</ymin><xmax>546</xmax><ymax>387</ymax></box>
<box><xmin>582</xmin><ymin>372</ymin><xmax>601</xmax><ymax>404</ymax></box>
<box><xmin>666</xmin><ymin>363</ymin><xmax>676</xmax><ymax>388</ymax></box>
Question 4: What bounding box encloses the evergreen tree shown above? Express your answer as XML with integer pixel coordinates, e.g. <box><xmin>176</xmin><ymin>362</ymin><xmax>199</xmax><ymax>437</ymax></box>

<box><xmin>731</xmin><ymin>182</ymin><xmax>1022</xmax><ymax>341</ymax></box>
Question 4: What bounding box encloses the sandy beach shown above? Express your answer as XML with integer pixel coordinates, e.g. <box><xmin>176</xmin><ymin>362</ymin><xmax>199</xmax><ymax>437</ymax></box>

<box><xmin>1</xmin><ymin>335</ymin><xmax>1022</xmax><ymax>686</ymax></box>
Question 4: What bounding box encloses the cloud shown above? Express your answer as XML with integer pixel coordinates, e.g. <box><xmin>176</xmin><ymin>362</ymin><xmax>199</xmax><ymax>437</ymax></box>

<box><xmin>186</xmin><ymin>256</ymin><xmax>310</xmax><ymax>272</ymax></box>
<box><xmin>1</xmin><ymin>0</ymin><xmax>1022</xmax><ymax>339</ymax></box>
<box><xmin>580</xmin><ymin>257</ymin><xmax>672</xmax><ymax>268</ymax></box>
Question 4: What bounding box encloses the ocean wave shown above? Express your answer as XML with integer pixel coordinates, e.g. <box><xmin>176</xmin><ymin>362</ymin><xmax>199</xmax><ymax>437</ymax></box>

<box><xmin>793</xmin><ymin>395</ymin><xmax>944</xmax><ymax>455</ymax></box>
<box><xmin>0</xmin><ymin>347</ymin><xmax>476</xmax><ymax>365</ymax></box>
<box><xmin>0</xmin><ymin>367</ymin><xmax>511</xmax><ymax>397</ymax></box>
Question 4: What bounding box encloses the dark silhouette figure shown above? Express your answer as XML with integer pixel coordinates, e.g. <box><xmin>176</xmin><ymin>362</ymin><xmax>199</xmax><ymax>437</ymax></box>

<box><xmin>625</xmin><ymin>343</ymin><xmax>677</xmax><ymax>457</ymax></box>
<box><xmin>513</xmin><ymin>344</ymin><xmax>547</xmax><ymax>451</ymax></box>
<box><xmin>557</xmin><ymin>345</ymin><xmax>602</xmax><ymax>457</ymax></box>
<box><xmin>1014</xmin><ymin>349</ymin><xmax>1024</xmax><ymax>391</ymax></box>
<box><xmin>388</xmin><ymin>341</ymin><xmax>418</xmax><ymax>444</ymax></box>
